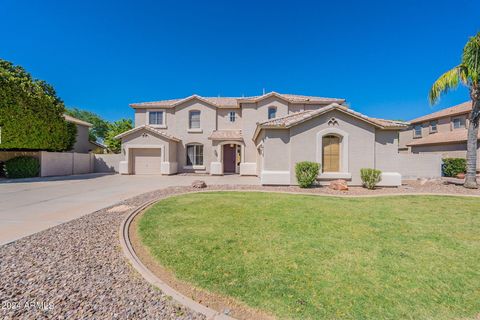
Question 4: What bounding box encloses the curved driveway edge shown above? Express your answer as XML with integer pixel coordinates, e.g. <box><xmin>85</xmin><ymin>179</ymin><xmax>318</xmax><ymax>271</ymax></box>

<box><xmin>120</xmin><ymin>196</ymin><xmax>236</xmax><ymax>320</ymax></box>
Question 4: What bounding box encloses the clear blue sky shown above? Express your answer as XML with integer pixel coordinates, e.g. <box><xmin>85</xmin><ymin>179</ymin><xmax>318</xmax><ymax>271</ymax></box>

<box><xmin>1</xmin><ymin>0</ymin><xmax>479</xmax><ymax>122</ymax></box>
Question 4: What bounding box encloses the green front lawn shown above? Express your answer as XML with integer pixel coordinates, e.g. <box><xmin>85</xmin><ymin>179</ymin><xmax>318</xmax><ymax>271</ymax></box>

<box><xmin>138</xmin><ymin>192</ymin><xmax>480</xmax><ymax>319</ymax></box>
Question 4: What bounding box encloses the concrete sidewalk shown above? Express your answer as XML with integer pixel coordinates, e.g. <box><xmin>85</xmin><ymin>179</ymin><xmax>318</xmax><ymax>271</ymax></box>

<box><xmin>0</xmin><ymin>173</ymin><xmax>259</xmax><ymax>245</ymax></box>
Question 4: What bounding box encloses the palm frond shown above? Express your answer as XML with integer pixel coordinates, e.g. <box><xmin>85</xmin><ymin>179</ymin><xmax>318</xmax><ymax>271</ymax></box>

<box><xmin>429</xmin><ymin>66</ymin><xmax>462</xmax><ymax>105</ymax></box>
<box><xmin>462</xmin><ymin>32</ymin><xmax>480</xmax><ymax>84</ymax></box>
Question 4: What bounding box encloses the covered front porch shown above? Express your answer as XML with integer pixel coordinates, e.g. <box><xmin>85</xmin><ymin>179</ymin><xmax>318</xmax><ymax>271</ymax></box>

<box><xmin>208</xmin><ymin>130</ymin><xmax>257</xmax><ymax>176</ymax></box>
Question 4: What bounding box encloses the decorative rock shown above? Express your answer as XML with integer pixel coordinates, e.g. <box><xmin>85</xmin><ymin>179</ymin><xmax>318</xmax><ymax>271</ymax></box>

<box><xmin>191</xmin><ymin>180</ymin><xmax>207</xmax><ymax>188</ymax></box>
<box><xmin>329</xmin><ymin>179</ymin><xmax>348</xmax><ymax>191</ymax></box>
<box><xmin>456</xmin><ymin>173</ymin><xmax>465</xmax><ymax>179</ymax></box>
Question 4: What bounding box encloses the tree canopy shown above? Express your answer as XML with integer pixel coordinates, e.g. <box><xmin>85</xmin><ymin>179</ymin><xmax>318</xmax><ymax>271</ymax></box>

<box><xmin>0</xmin><ymin>59</ymin><xmax>73</xmax><ymax>151</ymax></box>
<box><xmin>65</xmin><ymin>107</ymin><xmax>109</xmax><ymax>142</ymax></box>
<box><xmin>104</xmin><ymin>118</ymin><xmax>133</xmax><ymax>153</ymax></box>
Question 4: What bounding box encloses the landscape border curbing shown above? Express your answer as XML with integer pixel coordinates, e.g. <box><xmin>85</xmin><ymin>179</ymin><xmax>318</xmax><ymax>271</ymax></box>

<box><xmin>119</xmin><ymin>188</ymin><xmax>480</xmax><ymax>320</ymax></box>
<box><xmin>119</xmin><ymin>196</ymin><xmax>236</xmax><ymax>320</ymax></box>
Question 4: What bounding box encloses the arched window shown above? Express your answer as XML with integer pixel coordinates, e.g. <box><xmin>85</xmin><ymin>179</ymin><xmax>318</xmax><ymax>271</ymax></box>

<box><xmin>186</xmin><ymin>143</ymin><xmax>203</xmax><ymax>166</ymax></box>
<box><xmin>268</xmin><ymin>107</ymin><xmax>277</xmax><ymax>119</ymax></box>
<box><xmin>189</xmin><ymin>110</ymin><xmax>201</xmax><ymax>129</ymax></box>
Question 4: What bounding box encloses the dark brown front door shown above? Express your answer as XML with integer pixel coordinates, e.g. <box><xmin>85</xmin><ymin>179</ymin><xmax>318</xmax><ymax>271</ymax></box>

<box><xmin>223</xmin><ymin>144</ymin><xmax>236</xmax><ymax>173</ymax></box>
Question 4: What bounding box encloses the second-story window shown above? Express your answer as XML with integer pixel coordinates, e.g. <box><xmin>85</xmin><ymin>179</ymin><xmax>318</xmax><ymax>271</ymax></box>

<box><xmin>414</xmin><ymin>124</ymin><xmax>422</xmax><ymax>138</ymax></box>
<box><xmin>453</xmin><ymin>117</ymin><xmax>465</xmax><ymax>129</ymax></box>
<box><xmin>189</xmin><ymin>110</ymin><xmax>200</xmax><ymax>129</ymax></box>
<box><xmin>430</xmin><ymin>120</ymin><xmax>438</xmax><ymax>133</ymax></box>
<box><xmin>268</xmin><ymin>107</ymin><xmax>277</xmax><ymax>119</ymax></box>
<box><xmin>149</xmin><ymin>111</ymin><xmax>164</xmax><ymax>126</ymax></box>
<box><xmin>229</xmin><ymin>111</ymin><xmax>236</xmax><ymax>122</ymax></box>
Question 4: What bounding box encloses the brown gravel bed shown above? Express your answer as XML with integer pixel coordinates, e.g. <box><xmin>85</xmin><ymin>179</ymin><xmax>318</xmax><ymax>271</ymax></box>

<box><xmin>1</xmin><ymin>181</ymin><xmax>479</xmax><ymax>319</ymax></box>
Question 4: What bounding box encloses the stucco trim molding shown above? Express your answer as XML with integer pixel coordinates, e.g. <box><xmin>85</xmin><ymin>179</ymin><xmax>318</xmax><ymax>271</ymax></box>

<box><xmin>316</xmin><ymin>128</ymin><xmax>349</xmax><ymax>173</ymax></box>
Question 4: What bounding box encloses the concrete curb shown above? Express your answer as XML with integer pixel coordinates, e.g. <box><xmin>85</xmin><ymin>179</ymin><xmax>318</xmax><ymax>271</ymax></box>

<box><xmin>119</xmin><ymin>197</ymin><xmax>236</xmax><ymax>320</ymax></box>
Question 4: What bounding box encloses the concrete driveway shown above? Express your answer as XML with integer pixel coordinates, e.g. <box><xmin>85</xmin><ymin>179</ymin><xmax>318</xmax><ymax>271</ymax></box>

<box><xmin>0</xmin><ymin>173</ymin><xmax>259</xmax><ymax>245</ymax></box>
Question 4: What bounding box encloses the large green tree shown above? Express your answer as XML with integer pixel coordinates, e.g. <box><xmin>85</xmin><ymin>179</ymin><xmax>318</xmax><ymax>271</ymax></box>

<box><xmin>0</xmin><ymin>59</ymin><xmax>72</xmax><ymax>151</ymax></box>
<box><xmin>429</xmin><ymin>32</ymin><xmax>480</xmax><ymax>188</ymax></box>
<box><xmin>65</xmin><ymin>107</ymin><xmax>109</xmax><ymax>142</ymax></box>
<box><xmin>104</xmin><ymin>118</ymin><xmax>133</xmax><ymax>153</ymax></box>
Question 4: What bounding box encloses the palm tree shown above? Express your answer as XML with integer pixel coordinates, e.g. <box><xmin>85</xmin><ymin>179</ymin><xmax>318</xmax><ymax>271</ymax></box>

<box><xmin>429</xmin><ymin>32</ymin><xmax>480</xmax><ymax>188</ymax></box>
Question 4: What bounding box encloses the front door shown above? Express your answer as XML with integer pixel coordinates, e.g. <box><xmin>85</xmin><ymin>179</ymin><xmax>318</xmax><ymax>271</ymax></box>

<box><xmin>322</xmin><ymin>135</ymin><xmax>340</xmax><ymax>172</ymax></box>
<box><xmin>223</xmin><ymin>144</ymin><xmax>236</xmax><ymax>173</ymax></box>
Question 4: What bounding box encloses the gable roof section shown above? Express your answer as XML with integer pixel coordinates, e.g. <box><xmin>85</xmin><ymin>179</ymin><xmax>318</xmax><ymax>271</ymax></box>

<box><xmin>410</xmin><ymin>101</ymin><xmax>472</xmax><ymax>124</ymax></box>
<box><xmin>253</xmin><ymin>103</ymin><xmax>408</xmax><ymax>140</ymax></box>
<box><xmin>64</xmin><ymin>114</ymin><xmax>92</xmax><ymax>127</ymax></box>
<box><xmin>130</xmin><ymin>92</ymin><xmax>345</xmax><ymax>109</ymax></box>
<box><xmin>114</xmin><ymin>125</ymin><xmax>180</xmax><ymax>142</ymax></box>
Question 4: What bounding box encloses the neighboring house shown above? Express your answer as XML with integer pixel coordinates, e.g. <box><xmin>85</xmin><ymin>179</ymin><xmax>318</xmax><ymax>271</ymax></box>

<box><xmin>116</xmin><ymin>92</ymin><xmax>407</xmax><ymax>185</ymax></box>
<box><xmin>399</xmin><ymin>101</ymin><xmax>480</xmax><ymax>165</ymax></box>
<box><xmin>64</xmin><ymin>114</ymin><xmax>106</xmax><ymax>153</ymax></box>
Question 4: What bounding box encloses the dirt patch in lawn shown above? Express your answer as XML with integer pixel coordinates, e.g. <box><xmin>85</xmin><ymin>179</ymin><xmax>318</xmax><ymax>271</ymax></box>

<box><xmin>129</xmin><ymin>205</ymin><xmax>275</xmax><ymax>320</ymax></box>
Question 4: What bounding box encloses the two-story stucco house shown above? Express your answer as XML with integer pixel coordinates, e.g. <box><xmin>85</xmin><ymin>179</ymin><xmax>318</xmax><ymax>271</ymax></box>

<box><xmin>399</xmin><ymin>101</ymin><xmax>480</xmax><ymax>166</ymax></box>
<box><xmin>116</xmin><ymin>92</ymin><xmax>407</xmax><ymax>185</ymax></box>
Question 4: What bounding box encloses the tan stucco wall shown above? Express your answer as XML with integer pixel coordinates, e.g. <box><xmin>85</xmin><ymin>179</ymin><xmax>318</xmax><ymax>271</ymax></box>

<box><xmin>410</xmin><ymin>143</ymin><xmax>480</xmax><ymax>166</ymax></box>
<box><xmin>288</xmin><ymin>110</ymin><xmax>376</xmax><ymax>185</ymax></box>
<box><xmin>134</xmin><ymin>109</ymin><xmax>147</xmax><ymax>127</ymax></box>
<box><xmin>263</xmin><ymin>129</ymin><xmax>291</xmax><ymax>171</ymax></box>
<box><xmin>375</xmin><ymin>130</ymin><xmax>400</xmax><ymax>172</ymax></box>
<box><xmin>217</xmin><ymin>108</ymin><xmax>242</xmax><ymax>130</ymax></box>
<box><xmin>72</xmin><ymin>124</ymin><xmax>93</xmax><ymax>153</ymax></box>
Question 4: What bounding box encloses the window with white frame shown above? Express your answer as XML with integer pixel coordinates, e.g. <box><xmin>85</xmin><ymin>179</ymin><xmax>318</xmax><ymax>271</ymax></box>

<box><xmin>148</xmin><ymin>111</ymin><xmax>164</xmax><ymax>126</ymax></box>
<box><xmin>228</xmin><ymin>111</ymin><xmax>236</xmax><ymax>122</ymax></box>
<box><xmin>268</xmin><ymin>107</ymin><xmax>277</xmax><ymax>119</ymax></box>
<box><xmin>186</xmin><ymin>144</ymin><xmax>203</xmax><ymax>166</ymax></box>
<box><xmin>430</xmin><ymin>120</ymin><xmax>438</xmax><ymax>133</ymax></box>
<box><xmin>413</xmin><ymin>124</ymin><xmax>422</xmax><ymax>137</ymax></box>
<box><xmin>189</xmin><ymin>111</ymin><xmax>201</xmax><ymax>129</ymax></box>
<box><xmin>452</xmin><ymin>117</ymin><xmax>465</xmax><ymax>129</ymax></box>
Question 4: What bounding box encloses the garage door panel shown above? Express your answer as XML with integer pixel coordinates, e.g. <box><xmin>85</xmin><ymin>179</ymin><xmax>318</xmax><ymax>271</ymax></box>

<box><xmin>133</xmin><ymin>149</ymin><xmax>162</xmax><ymax>174</ymax></box>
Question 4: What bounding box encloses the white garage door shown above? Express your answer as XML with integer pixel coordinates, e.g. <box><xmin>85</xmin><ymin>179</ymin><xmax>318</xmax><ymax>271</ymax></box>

<box><xmin>132</xmin><ymin>148</ymin><xmax>162</xmax><ymax>174</ymax></box>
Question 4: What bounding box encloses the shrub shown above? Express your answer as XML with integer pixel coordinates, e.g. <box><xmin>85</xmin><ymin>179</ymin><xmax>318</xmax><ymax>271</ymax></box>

<box><xmin>295</xmin><ymin>162</ymin><xmax>320</xmax><ymax>188</ymax></box>
<box><xmin>4</xmin><ymin>156</ymin><xmax>40</xmax><ymax>179</ymax></box>
<box><xmin>360</xmin><ymin>168</ymin><xmax>382</xmax><ymax>189</ymax></box>
<box><xmin>442</xmin><ymin>158</ymin><xmax>466</xmax><ymax>177</ymax></box>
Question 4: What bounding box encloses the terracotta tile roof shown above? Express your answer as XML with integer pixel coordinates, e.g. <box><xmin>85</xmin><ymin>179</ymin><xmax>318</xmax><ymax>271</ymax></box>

<box><xmin>130</xmin><ymin>92</ymin><xmax>345</xmax><ymax>109</ymax></box>
<box><xmin>238</xmin><ymin>92</ymin><xmax>345</xmax><ymax>104</ymax></box>
<box><xmin>114</xmin><ymin>125</ymin><xmax>181</xmax><ymax>142</ymax></box>
<box><xmin>258</xmin><ymin>104</ymin><xmax>408</xmax><ymax>129</ymax></box>
<box><xmin>410</xmin><ymin>101</ymin><xmax>472</xmax><ymax>124</ymax></box>
<box><xmin>208</xmin><ymin>130</ymin><xmax>243</xmax><ymax>141</ymax></box>
<box><xmin>406</xmin><ymin>129</ymin><xmax>479</xmax><ymax>146</ymax></box>
<box><xmin>64</xmin><ymin>114</ymin><xmax>92</xmax><ymax>127</ymax></box>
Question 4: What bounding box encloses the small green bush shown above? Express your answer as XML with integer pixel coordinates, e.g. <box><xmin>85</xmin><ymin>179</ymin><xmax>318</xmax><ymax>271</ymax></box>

<box><xmin>4</xmin><ymin>156</ymin><xmax>40</xmax><ymax>179</ymax></box>
<box><xmin>360</xmin><ymin>168</ymin><xmax>382</xmax><ymax>189</ymax></box>
<box><xmin>442</xmin><ymin>158</ymin><xmax>466</xmax><ymax>177</ymax></box>
<box><xmin>295</xmin><ymin>162</ymin><xmax>320</xmax><ymax>188</ymax></box>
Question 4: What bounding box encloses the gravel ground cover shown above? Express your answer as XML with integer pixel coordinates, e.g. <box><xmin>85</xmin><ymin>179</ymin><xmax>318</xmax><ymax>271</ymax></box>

<box><xmin>1</xmin><ymin>180</ymin><xmax>479</xmax><ymax>319</ymax></box>
<box><xmin>0</xmin><ymin>186</ymin><xmax>206</xmax><ymax>320</ymax></box>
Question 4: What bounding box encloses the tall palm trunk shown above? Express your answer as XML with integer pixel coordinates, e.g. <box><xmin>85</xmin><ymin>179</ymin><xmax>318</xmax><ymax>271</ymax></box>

<box><xmin>465</xmin><ymin>88</ymin><xmax>480</xmax><ymax>188</ymax></box>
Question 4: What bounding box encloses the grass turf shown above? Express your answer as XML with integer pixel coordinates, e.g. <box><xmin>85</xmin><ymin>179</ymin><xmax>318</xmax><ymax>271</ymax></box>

<box><xmin>138</xmin><ymin>192</ymin><xmax>480</xmax><ymax>319</ymax></box>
